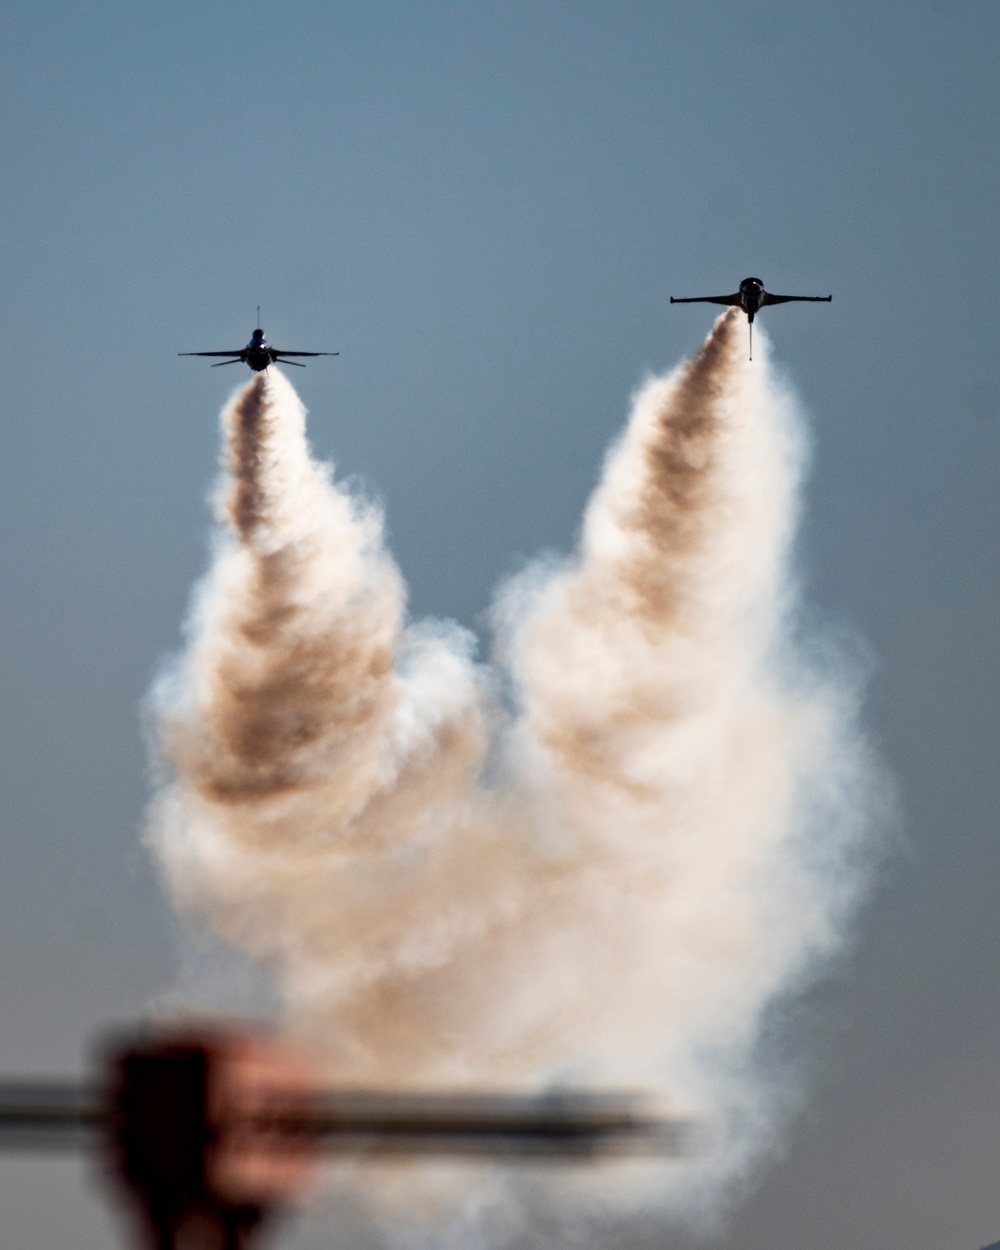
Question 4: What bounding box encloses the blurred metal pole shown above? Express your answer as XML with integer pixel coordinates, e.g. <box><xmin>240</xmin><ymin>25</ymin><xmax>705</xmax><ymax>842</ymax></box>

<box><xmin>0</xmin><ymin>1027</ymin><xmax>693</xmax><ymax>1250</ymax></box>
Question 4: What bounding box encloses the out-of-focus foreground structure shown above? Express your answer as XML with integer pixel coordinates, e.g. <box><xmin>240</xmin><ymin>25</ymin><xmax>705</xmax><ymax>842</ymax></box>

<box><xmin>0</xmin><ymin>1024</ymin><xmax>690</xmax><ymax>1250</ymax></box>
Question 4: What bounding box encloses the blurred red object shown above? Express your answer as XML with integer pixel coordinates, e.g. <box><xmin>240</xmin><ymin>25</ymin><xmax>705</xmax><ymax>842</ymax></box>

<box><xmin>103</xmin><ymin>1026</ymin><xmax>317</xmax><ymax>1250</ymax></box>
<box><xmin>0</xmin><ymin>1022</ymin><xmax>688</xmax><ymax>1245</ymax></box>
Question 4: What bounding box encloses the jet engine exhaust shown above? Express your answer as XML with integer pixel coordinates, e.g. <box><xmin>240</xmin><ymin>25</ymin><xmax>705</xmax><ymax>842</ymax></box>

<box><xmin>147</xmin><ymin>311</ymin><xmax>883</xmax><ymax>1243</ymax></box>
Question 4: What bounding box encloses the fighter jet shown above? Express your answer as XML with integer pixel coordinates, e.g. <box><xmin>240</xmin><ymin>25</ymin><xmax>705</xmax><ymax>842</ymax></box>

<box><xmin>179</xmin><ymin>312</ymin><xmax>338</xmax><ymax>371</ymax></box>
<box><xmin>670</xmin><ymin>277</ymin><xmax>831</xmax><ymax>358</ymax></box>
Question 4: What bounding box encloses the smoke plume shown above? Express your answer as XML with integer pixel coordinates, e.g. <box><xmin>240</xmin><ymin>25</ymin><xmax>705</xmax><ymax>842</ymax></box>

<box><xmin>148</xmin><ymin>311</ymin><xmax>882</xmax><ymax>1235</ymax></box>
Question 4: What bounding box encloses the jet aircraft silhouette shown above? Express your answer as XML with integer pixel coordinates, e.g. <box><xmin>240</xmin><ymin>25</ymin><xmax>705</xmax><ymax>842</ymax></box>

<box><xmin>180</xmin><ymin>313</ymin><xmax>338</xmax><ymax>371</ymax></box>
<box><xmin>670</xmin><ymin>277</ymin><xmax>831</xmax><ymax>358</ymax></box>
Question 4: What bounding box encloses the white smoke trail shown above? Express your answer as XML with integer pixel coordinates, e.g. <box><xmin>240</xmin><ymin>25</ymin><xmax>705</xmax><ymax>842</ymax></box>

<box><xmin>147</xmin><ymin>314</ymin><xmax>883</xmax><ymax>1239</ymax></box>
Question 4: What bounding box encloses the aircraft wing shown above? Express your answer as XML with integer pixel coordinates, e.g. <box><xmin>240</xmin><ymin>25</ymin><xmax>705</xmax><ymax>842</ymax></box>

<box><xmin>272</xmin><ymin>350</ymin><xmax>339</xmax><ymax>357</ymax></box>
<box><xmin>670</xmin><ymin>293</ymin><xmax>741</xmax><ymax>307</ymax></box>
<box><xmin>178</xmin><ymin>351</ymin><xmax>245</xmax><ymax>357</ymax></box>
<box><xmin>760</xmin><ymin>293</ymin><xmax>832</xmax><ymax>306</ymax></box>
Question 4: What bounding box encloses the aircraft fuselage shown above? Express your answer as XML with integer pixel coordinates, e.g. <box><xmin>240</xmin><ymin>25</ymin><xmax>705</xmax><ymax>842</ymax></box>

<box><xmin>243</xmin><ymin>329</ymin><xmax>273</xmax><ymax>372</ymax></box>
<box><xmin>737</xmin><ymin>277</ymin><xmax>765</xmax><ymax>321</ymax></box>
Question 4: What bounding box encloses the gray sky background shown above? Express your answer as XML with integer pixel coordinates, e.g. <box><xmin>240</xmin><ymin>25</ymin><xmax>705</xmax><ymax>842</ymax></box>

<box><xmin>0</xmin><ymin>2</ymin><xmax>998</xmax><ymax>1247</ymax></box>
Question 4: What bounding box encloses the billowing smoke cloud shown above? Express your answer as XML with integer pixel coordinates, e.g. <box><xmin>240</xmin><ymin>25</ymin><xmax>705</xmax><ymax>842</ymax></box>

<box><xmin>147</xmin><ymin>311</ymin><xmax>883</xmax><ymax>1237</ymax></box>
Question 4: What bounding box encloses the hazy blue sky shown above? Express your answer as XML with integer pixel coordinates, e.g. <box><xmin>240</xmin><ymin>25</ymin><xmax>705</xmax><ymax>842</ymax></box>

<box><xmin>1</xmin><ymin>2</ymin><xmax>999</xmax><ymax>1247</ymax></box>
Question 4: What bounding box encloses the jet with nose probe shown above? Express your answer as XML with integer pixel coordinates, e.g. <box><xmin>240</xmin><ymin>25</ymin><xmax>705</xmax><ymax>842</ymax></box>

<box><xmin>180</xmin><ymin>311</ymin><xmax>338</xmax><ymax>371</ymax></box>
<box><xmin>670</xmin><ymin>277</ymin><xmax>831</xmax><ymax>358</ymax></box>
